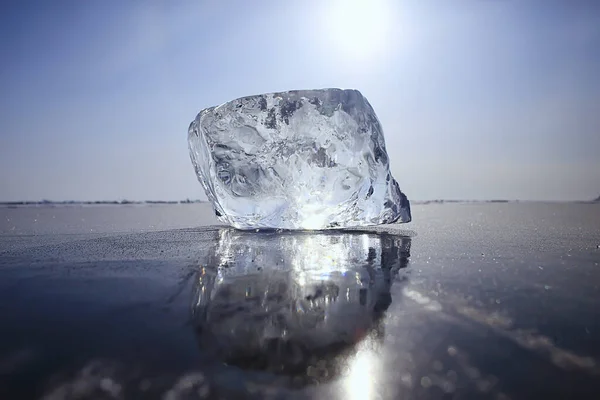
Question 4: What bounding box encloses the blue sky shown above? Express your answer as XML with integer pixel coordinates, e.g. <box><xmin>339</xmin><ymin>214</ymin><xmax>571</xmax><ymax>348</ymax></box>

<box><xmin>1</xmin><ymin>0</ymin><xmax>599</xmax><ymax>201</ymax></box>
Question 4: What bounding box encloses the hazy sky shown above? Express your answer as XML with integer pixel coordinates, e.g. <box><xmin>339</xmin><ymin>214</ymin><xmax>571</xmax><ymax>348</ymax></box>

<box><xmin>1</xmin><ymin>0</ymin><xmax>599</xmax><ymax>201</ymax></box>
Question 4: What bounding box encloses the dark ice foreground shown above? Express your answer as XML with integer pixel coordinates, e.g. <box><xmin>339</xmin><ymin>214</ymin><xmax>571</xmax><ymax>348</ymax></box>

<box><xmin>1</xmin><ymin>202</ymin><xmax>600</xmax><ymax>399</ymax></box>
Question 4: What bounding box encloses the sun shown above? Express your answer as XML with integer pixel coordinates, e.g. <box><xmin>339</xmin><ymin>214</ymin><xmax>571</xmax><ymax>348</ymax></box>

<box><xmin>323</xmin><ymin>0</ymin><xmax>394</xmax><ymax>62</ymax></box>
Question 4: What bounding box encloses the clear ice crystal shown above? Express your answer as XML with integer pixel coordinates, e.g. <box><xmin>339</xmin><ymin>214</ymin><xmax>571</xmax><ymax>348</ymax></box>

<box><xmin>188</xmin><ymin>88</ymin><xmax>411</xmax><ymax>230</ymax></box>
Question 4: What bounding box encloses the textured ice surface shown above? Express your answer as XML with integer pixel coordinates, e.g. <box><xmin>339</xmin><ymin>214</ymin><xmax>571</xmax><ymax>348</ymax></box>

<box><xmin>188</xmin><ymin>88</ymin><xmax>411</xmax><ymax>230</ymax></box>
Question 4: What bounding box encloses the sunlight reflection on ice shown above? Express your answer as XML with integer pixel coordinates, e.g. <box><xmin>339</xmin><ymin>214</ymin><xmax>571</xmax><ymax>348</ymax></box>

<box><xmin>191</xmin><ymin>228</ymin><xmax>411</xmax><ymax>388</ymax></box>
<box><xmin>344</xmin><ymin>337</ymin><xmax>379</xmax><ymax>400</ymax></box>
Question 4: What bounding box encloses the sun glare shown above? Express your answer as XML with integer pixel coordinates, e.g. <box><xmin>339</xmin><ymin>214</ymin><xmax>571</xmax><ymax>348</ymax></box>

<box><xmin>324</xmin><ymin>0</ymin><xmax>393</xmax><ymax>63</ymax></box>
<box><xmin>344</xmin><ymin>340</ymin><xmax>378</xmax><ymax>400</ymax></box>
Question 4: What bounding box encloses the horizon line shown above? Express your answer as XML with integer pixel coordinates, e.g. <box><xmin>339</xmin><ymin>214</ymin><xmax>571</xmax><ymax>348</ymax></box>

<box><xmin>0</xmin><ymin>198</ymin><xmax>598</xmax><ymax>205</ymax></box>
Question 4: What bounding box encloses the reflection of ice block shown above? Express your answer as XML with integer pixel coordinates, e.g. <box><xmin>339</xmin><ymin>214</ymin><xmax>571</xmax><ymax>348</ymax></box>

<box><xmin>188</xmin><ymin>88</ymin><xmax>411</xmax><ymax>230</ymax></box>
<box><xmin>191</xmin><ymin>229</ymin><xmax>411</xmax><ymax>377</ymax></box>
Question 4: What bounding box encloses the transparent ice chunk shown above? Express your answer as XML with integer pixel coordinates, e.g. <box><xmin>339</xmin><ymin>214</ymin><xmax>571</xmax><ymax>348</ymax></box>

<box><xmin>188</xmin><ymin>88</ymin><xmax>411</xmax><ymax>230</ymax></box>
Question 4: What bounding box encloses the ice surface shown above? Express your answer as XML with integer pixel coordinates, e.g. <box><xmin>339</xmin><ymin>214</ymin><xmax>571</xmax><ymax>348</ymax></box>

<box><xmin>192</xmin><ymin>229</ymin><xmax>411</xmax><ymax>375</ymax></box>
<box><xmin>188</xmin><ymin>88</ymin><xmax>411</xmax><ymax>230</ymax></box>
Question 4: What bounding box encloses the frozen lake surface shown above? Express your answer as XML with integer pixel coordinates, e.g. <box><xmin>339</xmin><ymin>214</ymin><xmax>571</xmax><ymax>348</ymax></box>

<box><xmin>1</xmin><ymin>202</ymin><xmax>599</xmax><ymax>399</ymax></box>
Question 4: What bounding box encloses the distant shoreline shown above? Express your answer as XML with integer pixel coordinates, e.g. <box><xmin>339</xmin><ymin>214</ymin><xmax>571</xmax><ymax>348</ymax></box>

<box><xmin>0</xmin><ymin>199</ymin><xmax>206</xmax><ymax>206</ymax></box>
<box><xmin>0</xmin><ymin>199</ymin><xmax>597</xmax><ymax>207</ymax></box>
